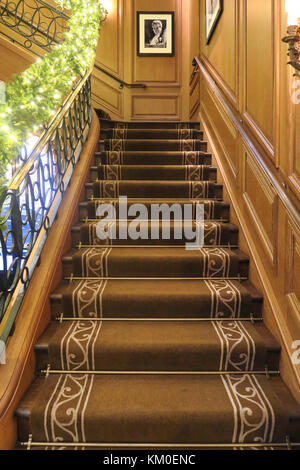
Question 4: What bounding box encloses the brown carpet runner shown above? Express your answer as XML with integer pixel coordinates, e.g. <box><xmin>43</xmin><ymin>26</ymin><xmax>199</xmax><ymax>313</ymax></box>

<box><xmin>98</xmin><ymin>150</ymin><xmax>212</xmax><ymax>166</ymax></box>
<box><xmin>15</xmin><ymin>119</ymin><xmax>300</xmax><ymax>450</ymax></box>
<box><xmin>96</xmin><ymin>164</ymin><xmax>216</xmax><ymax>181</ymax></box>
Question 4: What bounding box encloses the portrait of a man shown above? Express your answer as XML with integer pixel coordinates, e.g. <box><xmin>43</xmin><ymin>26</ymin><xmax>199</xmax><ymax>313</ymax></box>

<box><xmin>137</xmin><ymin>12</ymin><xmax>174</xmax><ymax>56</ymax></box>
<box><xmin>145</xmin><ymin>19</ymin><xmax>167</xmax><ymax>49</ymax></box>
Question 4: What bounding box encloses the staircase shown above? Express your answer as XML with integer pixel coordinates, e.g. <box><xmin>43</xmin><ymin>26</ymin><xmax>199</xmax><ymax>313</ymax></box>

<box><xmin>15</xmin><ymin>119</ymin><xmax>300</xmax><ymax>450</ymax></box>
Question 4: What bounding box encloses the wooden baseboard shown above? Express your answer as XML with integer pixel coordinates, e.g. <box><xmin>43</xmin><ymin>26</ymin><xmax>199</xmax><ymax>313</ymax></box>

<box><xmin>0</xmin><ymin>109</ymin><xmax>100</xmax><ymax>450</ymax></box>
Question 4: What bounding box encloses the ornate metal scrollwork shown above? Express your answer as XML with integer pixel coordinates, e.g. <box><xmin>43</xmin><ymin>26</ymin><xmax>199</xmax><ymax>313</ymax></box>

<box><xmin>0</xmin><ymin>0</ymin><xmax>69</xmax><ymax>52</ymax></box>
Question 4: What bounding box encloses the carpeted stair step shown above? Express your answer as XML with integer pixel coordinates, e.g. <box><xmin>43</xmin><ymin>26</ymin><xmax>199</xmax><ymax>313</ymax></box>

<box><xmin>95</xmin><ymin>151</ymin><xmax>212</xmax><ymax>166</ymax></box>
<box><xmin>50</xmin><ymin>279</ymin><xmax>262</xmax><ymax>319</ymax></box>
<box><xmin>14</xmin><ymin>118</ymin><xmax>300</xmax><ymax>450</ymax></box>
<box><xmin>71</xmin><ymin>221</ymin><xmax>238</xmax><ymax>247</ymax></box>
<box><xmin>89</xmin><ymin>180</ymin><xmax>222</xmax><ymax>199</ymax></box>
<box><xmin>15</xmin><ymin>374</ymin><xmax>300</xmax><ymax>445</ymax></box>
<box><xmin>91</xmin><ymin>165</ymin><xmax>217</xmax><ymax>182</ymax></box>
<box><xmin>61</xmin><ymin>247</ymin><xmax>249</xmax><ymax>278</ymax></box>
<box><xmin>100</xmin><ymin>128</ymin><xmax>204</xmax><ymax>140</ymax></box>
<box><xmin>93</xmin><ymin>165</ymin><xmax>217</xmax><ymax>182</ymax></box>
<box><xmin>98</xmin><ymin>119</ymin><xmax>201</xmax><ymax>130</ymax></box>
<box><xmin>104</xmin><ymin>139</ymin><xmax>208</xmax><ymax>152</ymax></box>
<box><xmin>34</xmin><ymin>320</ymin><xmax>281</xmax><ymax>372</ymax></box>
<box><xmin>79</xmin><ymin>199</ymin><xmax>230</xmax><ymax>221</ymax></box>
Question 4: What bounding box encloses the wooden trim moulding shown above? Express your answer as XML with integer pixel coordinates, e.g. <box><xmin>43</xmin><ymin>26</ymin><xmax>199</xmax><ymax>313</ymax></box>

<box><xmin>0</xmin><ymin>109</ymin><xmax>100</xmax><ymax>450</ymax></box>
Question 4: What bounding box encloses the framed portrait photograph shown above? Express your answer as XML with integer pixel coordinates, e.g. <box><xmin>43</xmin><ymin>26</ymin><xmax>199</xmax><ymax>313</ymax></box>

<box><xmin>205</xmin><ymin>0</ymin><xmax>223</xmax><ymax>45</ymax></box>
<box><xmin>137</xmin><ymin>11</ymin><xmax>175</xmax><ymax>57</ymax></box>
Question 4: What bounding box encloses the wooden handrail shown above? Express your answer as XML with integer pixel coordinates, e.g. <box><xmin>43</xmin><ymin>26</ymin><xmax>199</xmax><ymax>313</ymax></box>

<box><xmin>94</xmin><ymin>64</ymin><xmax>147</xmax><ymax>89</ymax></box>
<box><xmin>192</xmin><ymin>56</ymin><xmax>300</xmax><ymax>231</ymax></box>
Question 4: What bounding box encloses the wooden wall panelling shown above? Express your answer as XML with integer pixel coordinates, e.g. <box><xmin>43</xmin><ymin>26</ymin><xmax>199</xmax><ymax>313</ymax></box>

<box><xmin>281</xmin><ymin>0</ymin><xmax>300</xmax><ymax>199</ymax></box>
<box><xmin>91</xmin><ymin>72</ymin><xmax>123</xmax><ymax>119</ymax></box>
<box><xmin>131</xmin><ymin>94</ymin><xmax>181</xmax><ymax>121</ymax></box>
<box><xmin>285</xmin><ymin>218</ymin><xmax>300</xmax><ymax>383</ymax></box>
<box><xmin>200</xmin><ymin>101</ymin><xmax>300</xmax><ymax>401</ymax></box>
<box><xmin>92</xmin><ymin>0</ymin><xmax>193</xmax><ymax>121</ymax></box>
<box><xmin>95</xmin><ymin>0</ymin><xmax>124</xmax><ymax>79</ymax></box>
<box><xmin>189</xmin><ymin>0</ymin><xmax>200</xmax><ymax>74</ymax></box>
<box><xmin>242</xmin><ymin>147</ymin><xmax>279</xmax><ymax>268</ymax></box>
<box><xmin>241</xmin><ymin>0</ymin><xmax>280</xmax><ymax>164</ymax></box>
<box><xmin>91</xmin><ymin>0</ymin><xmax>124</xmax><ymax>118</ymax></box>
<box><xmin>200</xmin><ymin>0</ymin><xmax>239</xmax><ymax>107</ymax></box>
<box><xmin>286</xmin><ymin>219</ymin><xmax>300</xmax><ymax>331</ymax></box>
<box><xmin>123</xmin><ymin>0</ymin><xmax>134</xmax><ymax>121</ymax></box>
<box><xmin>132</xmin><ymin>0</ymin><xmax>182</xmax><ymax>87</ymax></box>
<box><xmin>128</xmin><ymin>0</ymin><xmax>191</xmax><ymax>121</ymax></box>
<box><xmin>274</xmin><ymin>0</ymin><xmax>281</xmax><ymax>169</ymax></box>
<box><xmin>198</xmin><ymin>0</ymin><xmax>300</xmax><ymax>400</ymax></box>
<box><xmin>279</xmin><ymin>0</ymin><xmax>290</xmax><ymax>179</ymax></box>
<box><xmin>188</xmin><ymin>0</ymin><xmax>200</xmax><ymax>120</ymax></box>
<box><xmin>0</xmin><ymin>37</ymin><xmax>35</xmax><ymax>82</ymax></box>
<box><xmin>201</xmin><ymin>80</ymin><xmax>239</xmax><ymax>180</ymax></box>
<box><xmin>198</xmin><ymin>0</ymin><xmax>299</xmax><ymax>200</ymax></box>
<box><xmin>288</xmin><ymin>83</ymin><xmax>300</xmax><ymax>198</ymax></box>
<box><xmin>180</xmin><ymin>0</ymin><xmax>191</xmax><ymax>120</ymax></box>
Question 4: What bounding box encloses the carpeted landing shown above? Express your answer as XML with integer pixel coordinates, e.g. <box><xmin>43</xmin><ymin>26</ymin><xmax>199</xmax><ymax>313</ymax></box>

<box><xmin>15</xmin><ymin>119</ymin><xmax>300</xmax><ymax>450</ymax></box>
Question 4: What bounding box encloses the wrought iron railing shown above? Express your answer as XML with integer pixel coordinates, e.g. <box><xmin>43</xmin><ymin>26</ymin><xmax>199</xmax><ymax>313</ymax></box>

<box><xmin>0</xmin><ymin>0</ymin><xmax>69</xmax><ymax>53</ymax></box>
<box><xmin>0</xmin><ymin>68</ymin><xmax>92</xmax><ymax>343</ymax></box>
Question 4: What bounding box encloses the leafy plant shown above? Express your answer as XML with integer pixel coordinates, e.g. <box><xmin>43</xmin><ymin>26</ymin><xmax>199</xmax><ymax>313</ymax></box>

<box><xmin>0</xmin><ymin>0</ymin><xmax>106</xmax><ymax>191</ymax></box>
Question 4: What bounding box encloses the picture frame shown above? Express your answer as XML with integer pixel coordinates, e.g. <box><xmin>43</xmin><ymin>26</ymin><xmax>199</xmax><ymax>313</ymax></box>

<box><xmin>205</xmin><ymin>0</ymin><xmax>223</xmax><ymax>45</ymax></box>
<box><xmin>137</xmin><ymin>11</ymin><xmax>175</xmax><ymax>57</ymax></box>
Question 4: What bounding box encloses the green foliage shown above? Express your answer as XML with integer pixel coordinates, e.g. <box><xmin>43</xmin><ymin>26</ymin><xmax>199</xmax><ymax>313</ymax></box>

<box><xmin>0</xmin><ymin>0</ymin><xmax>106</xmax><ymax>190</ymax></box>
<box><xmin>0</xmin><ymin>217</ymin><xmax>7</xmax><ymax>234</ymax></box>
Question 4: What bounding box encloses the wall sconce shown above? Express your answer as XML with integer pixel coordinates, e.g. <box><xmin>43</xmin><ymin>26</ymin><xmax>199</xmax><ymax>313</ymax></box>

<box><xmin>282</xmin><ymin>0</ymin><xmax>300</xmax><ymax>75</ymax></box>
<box><xmin>100</xmin><ymin>0</ymin><xmax>113</xmax><ymax>23</ymax></box>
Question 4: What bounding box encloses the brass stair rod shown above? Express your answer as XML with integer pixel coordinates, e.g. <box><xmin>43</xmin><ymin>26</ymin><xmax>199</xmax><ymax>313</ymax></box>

<box><xmin>65</xmin><ymin>276</ymin><xmax>248</xmax><ymax>281</ymax></box>
<box><xmin>88</xmin><ymin>197</ymin><xmax>224</xmax><ymax>201</ymax></box>
<box><xmin>80</xmin><ymin>218</ymin><xmax>229</xmax><ymax>222</ymax></box>
<box><xmin>41</xmin><ymin>368</ymin><xmax>280</xmax><ymax>377</ymax></box>
<box><xmin>76</xmin><ymin>244</ymin><xmax>240</xmax><ymax>249</ymax></box>
<box><xmin>57</xmin><ymin>316</ymin><xmax>262</xmax><ymax>323</ymax></box>
<box><xmin>21</xmin><ymin>436</ymin><xmax>300</xmax><ymax>450</ymax></box>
